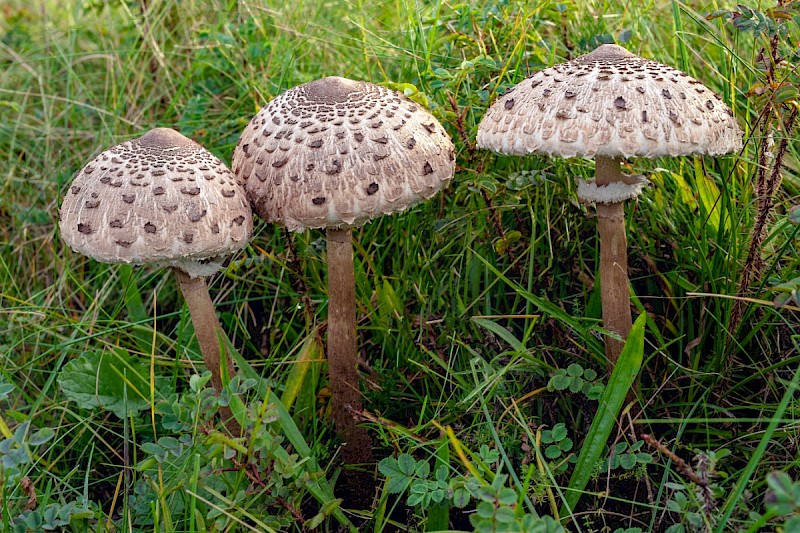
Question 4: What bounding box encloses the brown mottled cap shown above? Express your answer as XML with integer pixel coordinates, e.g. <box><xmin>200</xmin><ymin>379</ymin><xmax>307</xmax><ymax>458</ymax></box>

<box><xmin>59</xmin><ymin>128</ymin><xmax>253</xmax><ymax>278</ymax></box>
<box><xmin>477</xmin><ymin>44</ymin><xmax>743</xmax><ymax>158</ymax></box>
<box><xmin>232</xmin><ymin>76</ymin><xmax>455</xmax><ymax>232</ymax></box>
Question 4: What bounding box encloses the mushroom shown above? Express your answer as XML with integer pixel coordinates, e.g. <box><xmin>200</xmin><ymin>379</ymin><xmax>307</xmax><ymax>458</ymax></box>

<box><xmin>232</xmin><ymin>76</ymin><xmax>455</xmax><ymax>464</ymax></box>
<box><xmin>59</xmin><ymin>128</ymin><xmax>253</xmax><ymax>414</ymax></box>
<box><xmin>477</xmin><ymin>44</ymin><xmax>742</xmax><ymax>367</ymax></box>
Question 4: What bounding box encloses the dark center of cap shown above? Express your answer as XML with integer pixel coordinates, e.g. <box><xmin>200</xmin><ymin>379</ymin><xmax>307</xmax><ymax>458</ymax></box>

<box><xmin>135</xmin><ymin>128</ymin><xmax>193</xmax><ymax>149</ymax></box>
<box><xmin>302</xmin><ymin>76</ymin><xmax>362</xmax><ymax>104</ymax></box>
<box><xmin>578</xmin><ymin>44</ymin><xmax>637</xmax><ymax>64</ymax></box>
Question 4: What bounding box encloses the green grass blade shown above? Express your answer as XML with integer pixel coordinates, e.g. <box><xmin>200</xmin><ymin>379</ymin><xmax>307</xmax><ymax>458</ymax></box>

<box><xmin>279</xmin><ymin>334</ymin><xmax>321</xmax><ymax>412</ymax></box>
<box><xmin>471</xmin><ymin>317</ymin><xmax>527</xmax><ymax>354</ymax></box>
<box><xmin>715</xmin><ymin>353</ymin><xmax>800</xmax><ymax>532</ymax></box>
<box><xmin>426</xmin><ymin>437</ymin><xmax>451</xmax><ymax>531</ymax></box>
<box><xmin>559</xmin><ymin>312</ymin><xmax>646</xmax><ymax>517</ymax></box>
<box><xmin>118</xmin><ymin>264</ymin><xmax>152</xmax><ymax>353</ymax></box>
<box><xmin>472</xmin><ymin>251</ymin><xmax>604</xmax><ymax>362</ymax></box>
<box><xmin>224</xmin><ymin>335</ymin><xmax>355</xmax><ymax>532</ymax></box>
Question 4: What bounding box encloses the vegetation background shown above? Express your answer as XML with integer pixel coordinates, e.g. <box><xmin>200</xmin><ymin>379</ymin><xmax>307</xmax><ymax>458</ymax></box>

<box><xmin>1</xmin><ymin>0</ymin><xmax>798</xmax><ymax>531</ymax></box>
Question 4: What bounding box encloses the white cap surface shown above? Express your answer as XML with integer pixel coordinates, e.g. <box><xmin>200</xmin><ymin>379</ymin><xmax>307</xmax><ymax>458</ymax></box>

<box><xmin>232</xmin><ymin>76</ymin><xmax>455</xmax><ymax>232</ymax></box>
<box><xmin>59</xmin><ymin>128</ymin><xmax>253</xmax><ymax>277</ymax></box>
<box><xmin>477</xmin><ymin>44</ymin><xmax>743</xmax><ymax>158</ymax></box>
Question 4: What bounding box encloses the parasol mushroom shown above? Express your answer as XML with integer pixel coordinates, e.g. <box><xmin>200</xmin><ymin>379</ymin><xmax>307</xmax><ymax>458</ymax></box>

<box><xmin>59</xmin><ymin>128</ymin><xmax>253</xmax><ymax>425</ymax></box>
<box><xmin>232</xmin><ymin>76</ymin><xmax>455</xmax><ymax>464</ymax></box>
<box><xmin>477</xmin><ymin>44</ymin><xmax>742</xmax><ymax>367</ymax></box>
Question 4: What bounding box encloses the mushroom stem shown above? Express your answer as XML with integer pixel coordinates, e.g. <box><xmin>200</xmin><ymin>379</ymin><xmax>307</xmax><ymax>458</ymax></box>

<box><xmin>326</xmin><ymin>227</ymin><xmax>373</xmax><ymax>465</ymax></box>
<box><xmin>174</xmin><ymin>269</ymin><xmax>239</xmax><ymax>432</ymax></box>
<box><xmin>594</xmin><ymin>156</ymin><xmax>633</xmax><ymax>368</ymax></box>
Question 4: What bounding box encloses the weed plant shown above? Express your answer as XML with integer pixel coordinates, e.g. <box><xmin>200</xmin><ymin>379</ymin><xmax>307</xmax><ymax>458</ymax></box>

<box><xmin>1</xmin><ymin>0</ymin><xmax>799</xmax><ymax>531</ymax></box>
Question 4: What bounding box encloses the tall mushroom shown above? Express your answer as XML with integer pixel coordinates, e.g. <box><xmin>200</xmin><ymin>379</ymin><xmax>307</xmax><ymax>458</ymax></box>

<box><xmin>232</xmin><ymin>76</ymin><xmax>455</xmax><ymax>465</ymax></box>
<box><xmin>477</xmin><ymin>44</ymin><xmax>742</xmax><ymax>367</ymax></box>
<box><xmin>59</xmin><ymin>128</ymin><xmax>253</xmax><ymax>421</ymax></box>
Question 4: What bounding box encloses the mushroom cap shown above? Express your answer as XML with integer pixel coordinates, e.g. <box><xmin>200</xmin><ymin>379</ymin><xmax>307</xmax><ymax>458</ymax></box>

<box><xmin>477</xmin><ymin>44</ymin><xmax>743</xmax><ymax>158</ymax></box>
<box><xmin>232</xmin><ymin>76</ymin><xmax>455</xmax><ymax>232</ymax></box>
<box><xmin>59</xmin><ymin>128</ymin><xmax>253</xmax><ymax>278</ymax></box>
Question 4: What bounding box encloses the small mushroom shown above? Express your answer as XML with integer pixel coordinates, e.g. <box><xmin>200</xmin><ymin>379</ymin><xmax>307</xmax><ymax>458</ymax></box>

<box><xmin>60</xmin><ymin>128</ymin><xmax>253</xmax><ymax>429</ymax></box>
<box><xmin>232</xmin><ymin>76</ymin><xmax>455</xmax><ymax>465</ymax></box>
<box><xmin>477</xmin><ymin>44</ymin><xmax>742</xmax><ymax>367</ymax></box>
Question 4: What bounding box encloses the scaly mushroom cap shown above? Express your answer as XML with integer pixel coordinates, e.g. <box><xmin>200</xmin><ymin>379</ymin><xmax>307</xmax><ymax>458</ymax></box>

<box><xmin>59</xmin><ymin>128</ymin><xmax>253</xmax><ymax>278</ymax></box>
<box><xmin>477</xmin><ymin>44</ymin><xmax>743</xmax><ymax>158</ymax></box>
<box><xmin>232</xmin><ymin>76</ymin><xmax>455</xmax><ymax>232</ymax></box>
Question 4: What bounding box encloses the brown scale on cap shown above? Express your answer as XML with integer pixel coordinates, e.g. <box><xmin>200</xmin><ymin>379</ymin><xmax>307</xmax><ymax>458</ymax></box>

<box><xmin>477</xmin><ymin>44</ymin><xmax>742</xmax><ymax>158</ymax></box>
<box><xmin>59</xmin><ymin>127</ymin><xmax>253</xmax><ymax>278</ymax></box>
<box><xmin>232</xmin><ymin>76</ymin><xmax>455</xmax><ymax>231</ymax></box>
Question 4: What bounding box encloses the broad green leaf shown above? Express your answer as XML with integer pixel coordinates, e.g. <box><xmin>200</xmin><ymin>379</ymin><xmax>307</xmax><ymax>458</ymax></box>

<box><xmin>545</xmin><ymin>445</ymin><xmax>561</xmax><ymax>459</ymax></box>
<box><xmin>498</xmin><ymin>487</ymin><xmax>517</xmax><ymax>506</ymax></box>
<box><xmin>377</xmin><ymin>278</ymin><xmax>404</xmax><ymax>319</ymax></box>
<box><xmin>58</xmin><ymin>348</ymin><xmax>171</xmax><ymax>418</ymax></box>
<box><xmin>550</xmin><ymin>373</ymin><xmax>571</xmax><ymax>391</ymax></box>
<box><xmin>378</xmin><ymin>457</ymin><xmax>403</xmax><ymax>478</ymax></box>
<box><xmin>397</xmin><ymin>453</ymin><xmax>417</xmax><ymax>475</ymax></box>
<box><xmin>494</xmin><ymin>506</ymin><xmax>516</xmax><ymax>523</ymax></box>
<box><xmin>415</xmin><ymin>459</ymin><xmax>430</xmax><ymax>479</ymax></box>
<box><xmin>0</xmin><ymin>383</ymin><xmax>15</xmax><ymax>400</ymax></box>
<box><xmin>652</xmin><ymin>168</ymin><xmax>695</xmax><ymax>208</ymax></box>
<box><xmin>28</xmin><ymin>427</ymin><xmax>55</xmax><ymax>446</ymax></box>
<box><xmin>693</xmin><ymin>158</ymin><xmax>729</xmax><ymax>234</ymax></box>
<box><xmin>304</xmin><ymin>512</ymin><xmax>326</xmax><ymax>530</ymax></box>
<box><xmin>560</xmin><ymin>312</ymin><xmax>646</xmax><ymax>516</ymax></box>
<box><xmin>279</xmin><ymin>335</ymin><xmax>322</xmax><ymax>412</ymax></box>
<box><xmin>476</xmin><ymin>501</ymin><xmax>495</xmax><ymax>518</ymax></box>
<box><xmin>407</xmin><ymin>491</ymin><xmax>425</xmax><ymax>507</ymax></box>
<box><xmin>566</xmin><ymin>364</ymin><xmax>583</xmax><ymax>377</ymax></box>
<box><xmin>620</xmin><ymin>453</ymin><xmax>637</xmax><ymax>470</ymax></box>
<box><xmin>471</xmin><ymin>317</ymin><xmax>526</xmax><ymax>354</ymax></box>
<box><xmin>452</xmin><ymin>486</ymin><xmax>471</xmax><ymax>508</ymax></box>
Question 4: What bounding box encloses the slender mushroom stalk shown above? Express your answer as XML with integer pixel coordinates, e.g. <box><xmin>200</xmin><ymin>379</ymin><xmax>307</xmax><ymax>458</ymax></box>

<box><xmin>175</xmin><ymin>269</ymin><xmax>236</xmax><ymax>394</ymax></box>
<box><xmin>594</xmin><ymin>156</ymin><xmax>632</xmax><ymax>365</ymax></box>
<box><xmin>59</xmin><ymin>128</ymin><xmax>253</xmax><ymax>432</ymax></box>
<box><xmin>175</xmin><ymin>269</ymin><xmax>240</xmax><ymax>433</ymax></box>
<box><xmin>232</xmin><ymin>76</ymin><xmax>456</xmax><ymax>473</ymax></box>
<box><xmin>326</xmin><ymin>227</ymin><xmax>372</xmax><ymax>463</ymax></box>
<box><xmin>477</xmin><ymin>44</ymin><xmax>742</xmax><ymax>372</ymax></box>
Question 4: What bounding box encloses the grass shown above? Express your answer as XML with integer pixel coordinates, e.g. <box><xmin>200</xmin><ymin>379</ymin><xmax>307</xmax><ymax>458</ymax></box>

<box><xmin>1</xmin><ymin>0</ymin><xmax>799</xmax><ymax>531</ymax></box>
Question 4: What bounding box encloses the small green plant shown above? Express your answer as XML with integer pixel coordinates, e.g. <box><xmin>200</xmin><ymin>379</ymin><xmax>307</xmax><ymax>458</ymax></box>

<box><xmin>130</xmin><ymin>373</ymin><xmax>342</xmax><ymax>531</ymax></box>
<box><xmin>548</xmin><ymin>363</ymin><xmax>605</xmax><ymax>400</ymax></box>
<box><xmin>539</xmin><ymin>423</ymin><xmax>575</xmax><ymax>474</ymax></box>
<box><xmin>379</xmin><ymin>451</ymin><xmax>565</xmax><ymax>533</ymax></box>
<box><xmin>379</xmin><ymin>452</ymin><xmax>475</xmax><ymax>511</ymax></box>
<box><xmin>658</xmin><ymin>448</ymin><xmax>730</xmax><ymax>533</ymax></box>
<box><xmin>599</xmin><ymin>441</ymin><xmax>653</xmax><ymax>472</ymax></box>
<box><xmin>769</xmin><ymin>276</ymin><xmax>800</xmax><ymax>308</ymax></box>
<box><xmin>0</xmin><ymin>421</ymin><xmax>54</xmax><ymax>489</ymax></box>
<box><xmin>469</xmin><ymin>474</ymin><xmax>564</xmax><ymax>533</ymax></box>
<box><xmin>764</xmin><ymin>471</ymin><xmax>800</xmax><ymax>531</ymax></box>
<box><xmin>11</xmin><ymin>499</ymin><xmax>95</xmax><ymax>533</ymax></box>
